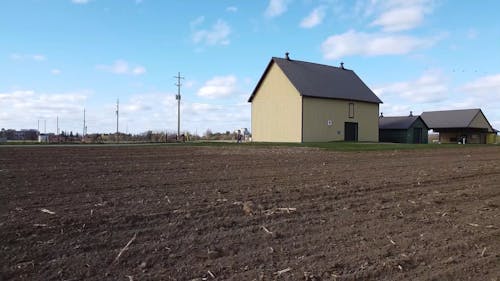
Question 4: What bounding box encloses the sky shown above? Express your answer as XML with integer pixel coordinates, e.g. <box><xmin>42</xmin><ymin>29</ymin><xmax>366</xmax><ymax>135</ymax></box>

<box><xmin>1</xmin><ymin>0</ymin><xmax>500</xmax><ymax>135</ymax></box>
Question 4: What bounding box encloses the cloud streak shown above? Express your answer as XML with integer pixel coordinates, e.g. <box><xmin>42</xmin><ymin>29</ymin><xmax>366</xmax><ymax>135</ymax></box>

<box><xmin>300</xmin><ymin>6</ymin><xmax>326</xmax><ymax>28</ymax></box>
<box><xmin>321</xmin><ymin>30</ymin><xmax>438</xmax><ymax>59</ymax></box>
<box><xmin>96</xmin><ymin>60</ymin><xmax>146</xmax><ymax>76</ymax></box>
<box><xmin>197</xmin><ymin>75</ymin><xmax>237</xmax><ymax>99</ymax></box>
<box><xmin>374</xmin><ymin>70</ymin><xmax>449</xmax><ymax>103</ymax></box>
<box><xmin>264</xmin><ymin>0</ymin><xmax>290</xmax><ymax>18</ymax></box>
<box><xmin>192</xmin><ymin>19</ymin><xmax>231</xmax><ymax>46</ymax></box>
<box><xmin>370</xmin><ymin>0</ymin><xmax>434</xmax><ymax>32</ymax></box>
<box><xmin>10</xmin><ymin>53</ymin><xmax>47</xmax><ymax>62</ymax></box>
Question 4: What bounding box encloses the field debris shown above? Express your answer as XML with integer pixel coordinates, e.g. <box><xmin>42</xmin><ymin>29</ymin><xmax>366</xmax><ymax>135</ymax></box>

<box><xmin>481</xmin><ymin>247</ymin><xmax>487</xmax><ymax>257</ymax></box>
<box><xmin>113</xmin><ymin>232</ymin><xmax>137</xmax><ymax>264</ymax></box>
<box><xmin>207</xmin><ymin>270</ymin><xmax>215</xmax><ymax>278</ymax></box>
<box><xmin>275</xmin><ymin>267</ymin><xmax>292</xmax><ymax>275</ymax></box>
<box><xmin>468</xmin><ymin>223</ymin><xmax>480</xmax><ymax>227</ymax></box>
<box><xmin>264</xmin><ymin>207</ymin><xmax>297</xmax><ymax>216</ymax></box>
<box><xmin>242</xmin><ymin>201</ymin><xmax>255</xmax><ymax>216</ymax></box>
<box><xmin>40</xmin><ymin>208</ymin><xmax>56</xmax><ymax>215</ymax></box>
<box><xmin>387</xmin><ymin>236</ymin><xmax>396</xmax><ymax>245</ymax></box>
<box><xmin>261</xmin><ymin>226</ymin><xmax>273</xmax><ymax>235</ymax></box>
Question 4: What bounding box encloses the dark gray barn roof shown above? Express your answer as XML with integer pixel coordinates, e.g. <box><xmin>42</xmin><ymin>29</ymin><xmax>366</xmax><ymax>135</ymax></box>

<box><xmin>379</xmin><ymin>116</ymin><xmax>428</xmax><ymax>130</ymax></box>
<box><xmin>248</xmin><ymin>57</ymin><xmax>383</xmax><ymax>104</ymax></box>
<box><xmin>421</xmin><ymin>109</ymin><xmax>493</xmax><ymax>130</ymax></box>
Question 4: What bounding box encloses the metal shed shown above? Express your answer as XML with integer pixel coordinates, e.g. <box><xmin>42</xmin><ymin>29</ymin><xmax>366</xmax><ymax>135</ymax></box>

<box><xmin>379</xmin><ymin>114</ymin><xmax>429</xmax><ymax>144</ymax></box>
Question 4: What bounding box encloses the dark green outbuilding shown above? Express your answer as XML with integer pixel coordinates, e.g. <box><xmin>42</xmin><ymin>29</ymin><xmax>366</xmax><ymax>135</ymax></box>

<box><xmin>379</xmin><ymin>114</ymin><xmax>429</xmax><ymax>144</ymax></box>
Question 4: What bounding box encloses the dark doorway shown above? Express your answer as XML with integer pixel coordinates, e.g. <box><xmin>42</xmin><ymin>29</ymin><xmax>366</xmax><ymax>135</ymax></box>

<box><xmin>344</xmin><ymin>122</ymin><xmax>358</xmax><ymax>141</ymax></box>
<box><xmin>413</xmin><ymin>128</ymin><xmax>422</xmax><ymax>143</ymax></box>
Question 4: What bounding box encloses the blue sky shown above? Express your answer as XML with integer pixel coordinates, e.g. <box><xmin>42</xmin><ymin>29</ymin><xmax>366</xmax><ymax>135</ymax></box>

<box><xmin>1</xmin><ymin>0</ymin><xmax>499</xmax><ymax>135</ymax></box>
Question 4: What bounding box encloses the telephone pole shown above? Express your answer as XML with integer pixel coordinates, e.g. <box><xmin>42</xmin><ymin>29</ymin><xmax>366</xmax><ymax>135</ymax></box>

<box><xmin>83</xmin><ymin>108</ymin><xmax>86</xmax><ymax>139</ymax></box>
<box><xmin>174</xmin><ymin>72</ymin><xmax>184</xmax><ymax>139</ymax></box>
<box><xmin>116</xmin><ymin>99</ymin><xmax>119</xmax><ymax>143</ymax></box>
<box><xmin>56</xmin><ymin>116</ymin><xmax>59</xmax><ymax>135</ymax></box>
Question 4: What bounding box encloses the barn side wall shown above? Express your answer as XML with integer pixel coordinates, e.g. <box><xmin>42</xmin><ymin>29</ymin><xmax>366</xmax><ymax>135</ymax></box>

<box><xmin>302</xmin><ymin>97</ymin><xmax>379</xmax><ymax>142</ymax></box>
<box><xmin>251</xmin><ymin>63</ymin><xmax>302</xmax><ymax>142</ymax></box>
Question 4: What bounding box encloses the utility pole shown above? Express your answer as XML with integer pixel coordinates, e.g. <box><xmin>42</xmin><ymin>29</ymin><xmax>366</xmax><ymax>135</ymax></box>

<box><xmin>44</xmin><ymin>120</ymin><xmax>46</xmax><ymax>134</ymax></box>
<box><xmin>83</xmin><ymin>108</ymin><xmax>86</xmax><ymax>139</ymax></box>
<box><xmin>37</xmin><ymin>119</ymin><xmax>40</xmax><ymax>134</ymax></box>
<box><xmin>174</xmin><ymin>72</ymin><xmax>184</xmax><ymax>139</ymax></box>
<box><xmin>56</xmin><ymin>116</ymin><xmax>59</xmax><ymax>135</ymax></box>
<box><xmin>116</xmin><ymin>99</ymin><xmax>119</xmax><ymax>143</ymax></box>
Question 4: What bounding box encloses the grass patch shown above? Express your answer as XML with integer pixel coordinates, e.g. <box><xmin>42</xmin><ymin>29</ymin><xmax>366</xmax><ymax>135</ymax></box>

<box><xmin>2</xmin><ymin>140</ymin><xmax>496</xmax><ymax>151</ymax></box>
<box><xmin>182</xmin><ymin>141</ymin><xmax>482</xmax><ymax>151</ymax></box>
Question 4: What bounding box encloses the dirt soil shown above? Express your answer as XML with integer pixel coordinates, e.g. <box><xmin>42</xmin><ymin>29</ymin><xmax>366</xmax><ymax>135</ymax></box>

<box><xmin>1</xmin><ymin>145</ymin><xmax>499</xmax><ymax>281</ymax></box>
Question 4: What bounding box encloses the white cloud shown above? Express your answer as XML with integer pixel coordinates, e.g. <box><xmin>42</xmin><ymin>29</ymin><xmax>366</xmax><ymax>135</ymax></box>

<box><xmin>379</xmin><ymin>103</ymin><xmax>412</xmax><ymax>116</ymax></box>
<box><xmin>374</xmin><ymin>70</ymin><xmax>448</xmax><ymax>103</ymax></box>
<box><xmin>321</xmin><ymin>30</ymin><xmax>437</xmax><ymax>59</ymax></box>
<box><xmin>371</xmin><ymin>6</ymin><xmax>426</xmax><ymax>32</ymax></box>
<box><xmin>190</xmin><ymin>16</ymin><xmax>205</xmax><ymax>28</ymax></box>
<box><xmin>0</xmin><ymin>90</ymin><xmax>89</xmax><ymax>132</ymax></box>
<box><xmin>226</xmin><ymin>6</ymin><xmax>238</xmax><ymax>13</ymax></box>
<box><xmin>375</xmin><ymin>71</ymin><xmax>500</xmax><ymax>130</ymax></box>
<box><xmin>460</xmin><ymin>74</ymin><xmax>500</xmax><ymax>96</ymax></box>
<box><xmin>132</xmin><ymin>66</ymin><xmax>146</xmax><ymax>75</ymax></box>
<box><xmin>96</xmin><ymin>60</ymin><xmax>146</xmax><ymax>76</ymax></box>
<box><xmin>71</xmin><ymin>0</ymin><xmax>90</xmax><ymax>4</ymax></box>
<box><xmin>0</xmin><ymin>89</ymin><xmax>251</xmax><ymax>134</ymax></box>
<box><xmin>264</xmin><ymin>0</ymin><xmax>290</xmax><ymax>18</ymax></box>
<box><xmin>51</xmin><ymin>69</ymin><xmax>61</xmax><ymax>75</ymax></box>
<box><xmin>10</xmin><ymin>53</ymin><xmax>47</xmax><ymax>62</ymax></box>
<box><xmin>192</xmin><ymin>19</ymin><xmax>231</xmax><ymax>46</ymax></box>
<box><xmin>300</xmin><ymin>6</ymin><xmax>326</xmax><ymax>28</ymax></box>
<box><xmin>360</xmin><ymin>0</ymin><xmax>435</xmax><ymax>32</ymax></box>
<box><xmin>197</xmin><ymin>75</ymin><xmax>237</xmax><ymax>99</ymax></box>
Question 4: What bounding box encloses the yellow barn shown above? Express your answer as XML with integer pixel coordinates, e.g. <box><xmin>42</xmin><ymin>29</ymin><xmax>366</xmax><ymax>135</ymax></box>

<box><xmin>248</xmin><ymin>54</ymin><xmax>382</xmax><ymax>142</ymax></box>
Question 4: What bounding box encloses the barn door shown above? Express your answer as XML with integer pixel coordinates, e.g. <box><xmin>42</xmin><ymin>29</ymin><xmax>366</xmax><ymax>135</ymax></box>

<box><xmin>413</xmin><ymin>128</ymin><xmax>422</xmax><ymax>143</ymax></box>
<box><xmin>344</xmin><ymin>122</ymin><xmax>358</xmax><ymax>141</ymax></box>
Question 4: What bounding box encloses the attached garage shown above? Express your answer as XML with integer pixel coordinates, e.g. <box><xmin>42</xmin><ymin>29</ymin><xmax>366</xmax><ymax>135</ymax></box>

<box><xmin>379</xmin><ymin>114</ymin><xmax>429</xmax><ymax>144</ymax></box>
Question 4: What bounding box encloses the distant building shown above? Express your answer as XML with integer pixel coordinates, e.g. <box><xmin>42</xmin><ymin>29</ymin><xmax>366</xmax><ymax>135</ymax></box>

<box><xmin>38</xmin><ymin>134</ymin><xmax>49</xmax><ymax>143</ymax></box>
<box><xmin>14</xmin><ymin>129</ymin><xmax>39</xmax><ymax>140</ymax></box>
<box><xmin>379</xmin><ymin>113</ymin><xmax>429</xmax><ymax>144</ymax></box>
<box><xmin>421</xmin><ymin>109</ymin><xmax>496</xmax><ymax>144</ymax></box>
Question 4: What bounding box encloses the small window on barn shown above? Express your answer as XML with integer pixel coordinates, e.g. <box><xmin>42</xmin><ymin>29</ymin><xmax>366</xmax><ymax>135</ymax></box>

<box><xmin>348</xmin><ymin>103</ymin><xmax>355</xmax><ymax>118</ymax></box>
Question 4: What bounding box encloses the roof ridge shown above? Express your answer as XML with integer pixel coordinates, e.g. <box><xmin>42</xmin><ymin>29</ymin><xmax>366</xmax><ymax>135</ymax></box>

<box><xmin>272</xmin><ymin>57</ymin><xmax>352</xmax><ymax>71</ymax></box>
<box><xmin>423</xmin><ymin>108</ymin><xmax>480</xmax><ymax>113</ymax></box>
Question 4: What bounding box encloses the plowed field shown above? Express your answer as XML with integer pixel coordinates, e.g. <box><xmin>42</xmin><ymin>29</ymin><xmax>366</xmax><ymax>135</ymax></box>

<box><xmin>1</xmin><ymin>145</ymin><xmax>499</xmax><ymax>280</ymax></box>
